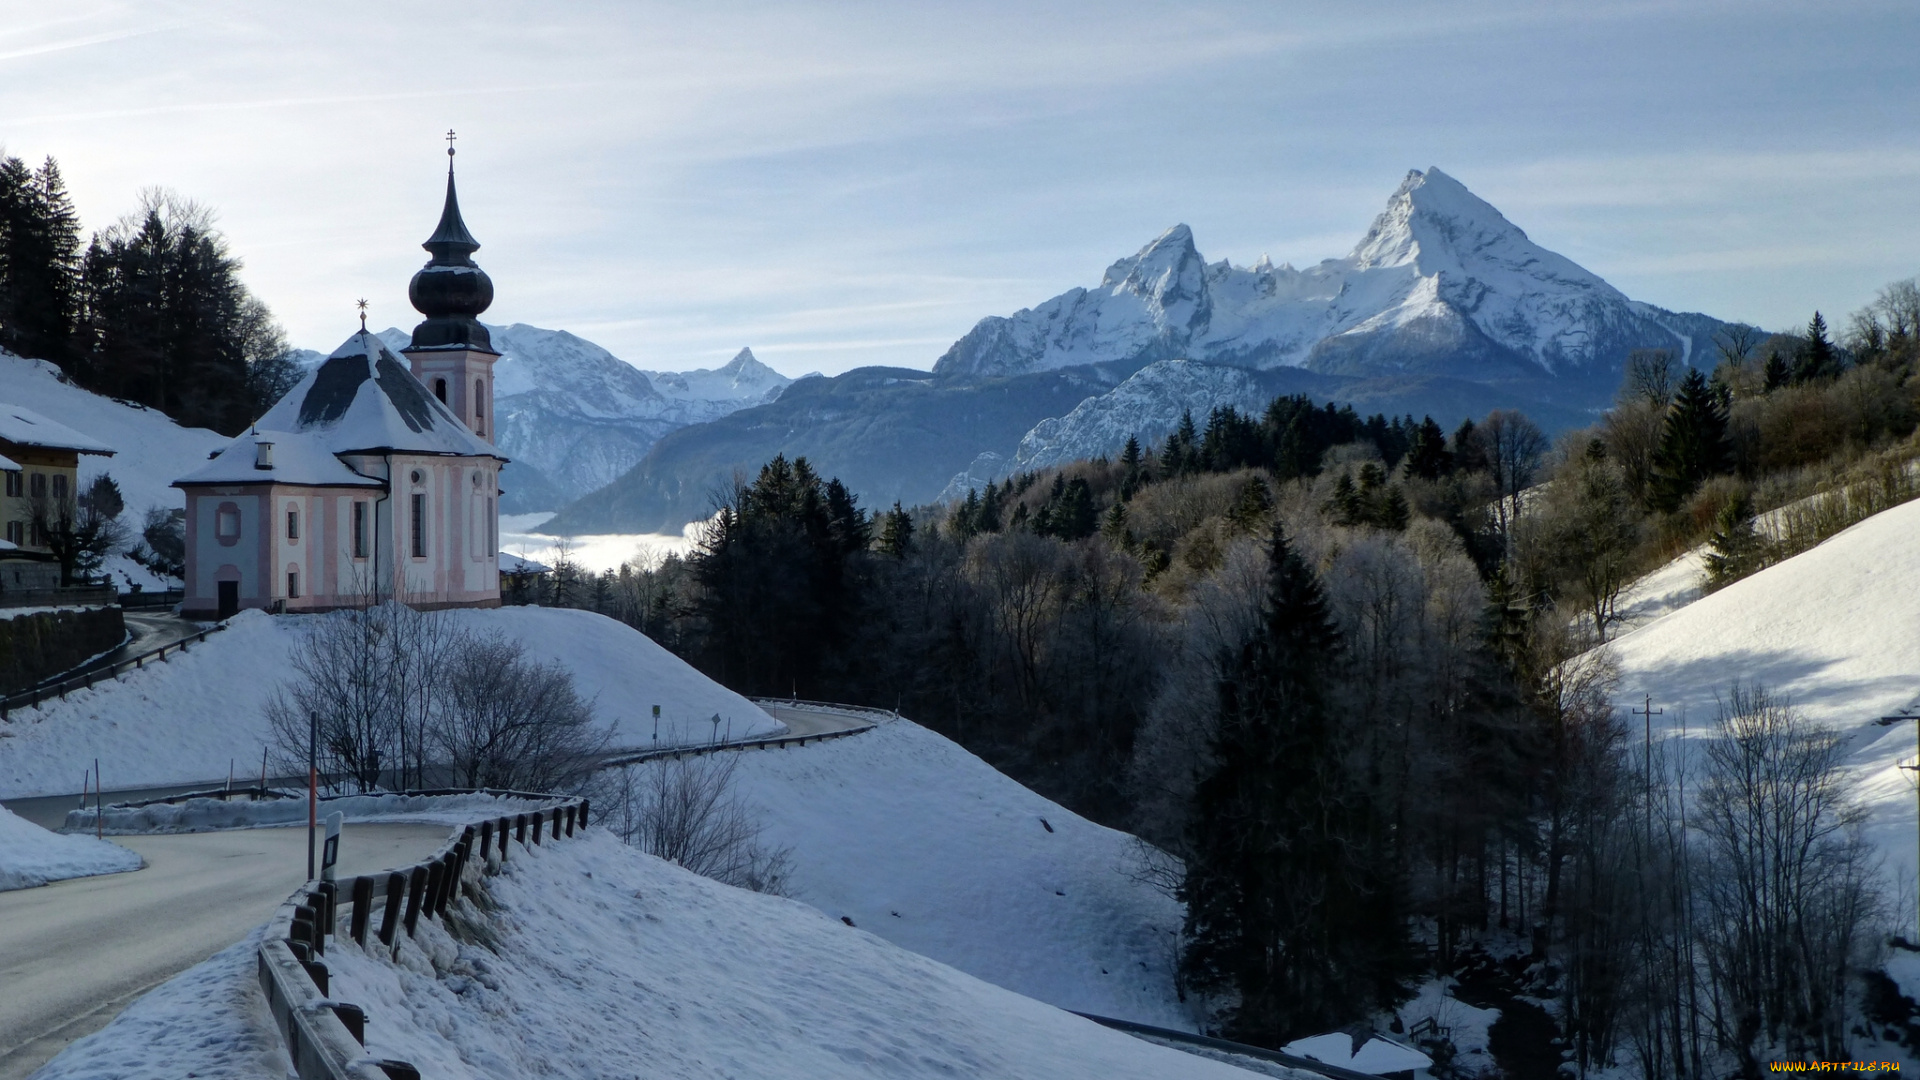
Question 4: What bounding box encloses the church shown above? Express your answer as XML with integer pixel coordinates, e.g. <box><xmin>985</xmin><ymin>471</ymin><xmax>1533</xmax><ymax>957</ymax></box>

<box><xmin>175</xmin><ymin>148</ymin><xmax>508</xmax><ymax>619</ymax></box>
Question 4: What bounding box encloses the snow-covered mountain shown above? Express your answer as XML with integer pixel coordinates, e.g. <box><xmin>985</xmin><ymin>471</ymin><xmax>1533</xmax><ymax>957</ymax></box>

<box><xmin>936</xmin><ymin>168</ymin><xmax>1727</xmax><ymax>392</ymax></box>
<box><xmin>354</xmin><ymin>325</ymin><xmax>790</xmax><ymax>512</ymax></box>
<box><xmin>560</xmin><ymin>167</ymin><xmax>1738</xmax><ymax>531</ymax></box>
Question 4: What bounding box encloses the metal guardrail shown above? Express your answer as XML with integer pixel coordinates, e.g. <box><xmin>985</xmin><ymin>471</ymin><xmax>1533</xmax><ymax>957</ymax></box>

<box><xmin>0</xmin><ymin>621</ymin><xmax>223</xmax><ymax>720</ymax></box>
<box><xmin>1071</xmin><ymin>1012</ymin><xmax>1388</xmax><ymax>1080</ymax></box>
<box><xmin>258</xmin><ymin>792</ymin><xmax>591</xmax><ymax>1080</ymax></box>
<box><xmin>601</xmin><ymin>721</ymin><xmax>876</xmax><ymax>769</ymax></box>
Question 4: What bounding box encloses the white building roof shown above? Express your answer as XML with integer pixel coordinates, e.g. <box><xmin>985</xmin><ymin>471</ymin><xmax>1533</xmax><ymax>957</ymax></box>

<box><xmin>0</xmin><ymin>452</ymin><xmax>18</xmax><ymax>471</ymax></box>
<box><xmin>174</xmin><ymin>427</ymin><xmax>385</xmax><ymax>489</ymax></box>
<box><xmin>0</xmin><ymin>402</ymin><xmax>115</xmax><ymax>455</ymax></box>
<box><xmin>249</xmin><ymin>329</ymin><xmax>503</xmax><ymax>460</ymax></box>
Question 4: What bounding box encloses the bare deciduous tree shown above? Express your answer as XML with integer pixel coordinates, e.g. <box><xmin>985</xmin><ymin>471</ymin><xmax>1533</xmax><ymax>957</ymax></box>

<box><xmin>609</xmin><ymin>754</ymin><xmax>793</xmax><ymax>895</ymax></box>
<box><xmin>437</xmin><ymin>633</ymin><xmax>608</xmax><ymax>792</ymax></box>
<box><xmin>1694</xmin><ymin>684</ymin><xmax>1885</xmax><ymax>1075</ymax></box>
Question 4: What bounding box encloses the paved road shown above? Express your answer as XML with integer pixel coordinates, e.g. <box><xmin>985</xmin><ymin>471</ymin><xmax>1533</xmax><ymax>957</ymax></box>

<box><xmin>16</xmin><ymin>612</ymin><xmax>207</xmax><ymax>699</ymax></box>
<box><xmin>0</xmin><ymin>823</ymin><xmax>449</xmax><ymax>1080</ymax></box>
<box><xmin>759</xmin><ymin>703</ymin><xmax>879</xmax><ymax>738</ymax></box>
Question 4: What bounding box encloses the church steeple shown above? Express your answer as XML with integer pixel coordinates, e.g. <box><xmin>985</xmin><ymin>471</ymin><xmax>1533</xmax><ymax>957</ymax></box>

<box><xmin>406</xmin><ymin>132</ymin><xmax>495</xmax><ymax>353</ymax></box>
<box><xmin>423</xmin><ymin>163</ymin><xmax>480</xmax><ymax>262</ymax></box>
<box><xmin>403</xmin><ymin>132</ymin><xmax>499</xmax><ymax>446</ymax></box>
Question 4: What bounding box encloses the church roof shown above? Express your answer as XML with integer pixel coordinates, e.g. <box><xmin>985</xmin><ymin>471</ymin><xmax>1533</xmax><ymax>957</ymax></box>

<box><xmin>249</xmin><ymin>329</ymin><xmax>503</xmax><ymax>460</ymax></box>
<box><xmin>174</xmin><ymin>427</ymin><xmax>385</xmax><ymax>488</ymax></box>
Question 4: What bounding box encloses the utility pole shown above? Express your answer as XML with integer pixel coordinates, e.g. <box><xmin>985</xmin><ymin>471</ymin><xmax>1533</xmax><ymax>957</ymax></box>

<box><xmin>307</xmin><ymin>704</ymin><xmax>319</xmax><ymax>881</ymax></box>
<box><xmin>1876</xmin><ymin>711</ymin><xmax>1920</xmax><ymax>942</ymax></box>
<box><xmin>1631</xmin><ymin>695</ymin><xmax>1663</xmax><ymax>840</ymax></box>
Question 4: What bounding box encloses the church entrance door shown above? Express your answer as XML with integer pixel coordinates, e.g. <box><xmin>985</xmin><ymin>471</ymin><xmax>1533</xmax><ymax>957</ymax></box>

<box><xmin>217</xmin><ymin>581</ymin><xmax>239</xmax><ymax>619</ymax></box>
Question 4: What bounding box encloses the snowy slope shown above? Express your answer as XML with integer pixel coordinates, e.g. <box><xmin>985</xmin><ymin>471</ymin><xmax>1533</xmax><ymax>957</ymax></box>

<box><xmin>934</xmin><ymin>168</ymin><xmax>1729</xmax><ymax>394</ymax></box>
<box><xmin>0</xmin><ymin>801</ymin><xmax>141</xmax><ymax>891</ymax></box>
<box><xmin>626</xmin><ymin>713</ymin><xmax>1193</xmax><ymax>1029</ymax></box>
<box><xmin>325</xmin><ymin>830</ymin><xmax>1245</xmax><ymax>1080</ymax></box>
<box><xmin>0</xmin><ymin>350</ymin><xmax>227</xmax><ymax>518</ymax></box>
<box><xmin>0</xmin><ymin>606</ymin><xmax>780</xmax><ymax>799</ymax></box>
<box><xmin>40</xmin><ymin>835</ymin><xmax>1251</xmax><ymax>1080</ymax></box>
<box><xmin>1590</xmin><ymin>496</ymin><xmax>1920</xmax><ymax>878</ymax></box>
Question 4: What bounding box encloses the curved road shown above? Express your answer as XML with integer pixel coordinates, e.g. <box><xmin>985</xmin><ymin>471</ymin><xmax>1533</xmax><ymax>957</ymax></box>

<box><xmin>0</xmin><ymin>700</ymin><xmax>879</xmax><ymax>1079</ymax></box>
<box><xmin>13</xmin><ymin>611</ymin><xmax>208</xmax><ymax>700</ymax></box>
<box><xmin>0</xmin><ymin>823</ymin><xmax>449</xmax><ymax>1080</ymax></box>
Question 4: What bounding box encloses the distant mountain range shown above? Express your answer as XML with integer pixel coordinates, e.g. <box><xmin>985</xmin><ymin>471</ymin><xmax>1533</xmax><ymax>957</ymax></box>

<box><xmin>543</xmin><ymin>167</ymin><xmax>1737</xmax><ymax>534</ymax></box>
<box><xmin>298</xmin><ymin>325</ymin><xmax>792</xmax><ymax>513</ymax></box>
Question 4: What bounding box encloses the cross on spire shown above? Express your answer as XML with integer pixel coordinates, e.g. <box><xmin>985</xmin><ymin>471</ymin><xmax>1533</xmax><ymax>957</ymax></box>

<box><xmin>356</xmin><ymin>297</ymin><xmax>368</xmax><ymax>330</ymax></box>
<box><xmin>446</xmin><ymin>128</ymin><xmax>457</xmax><ymax>161</ymax></box>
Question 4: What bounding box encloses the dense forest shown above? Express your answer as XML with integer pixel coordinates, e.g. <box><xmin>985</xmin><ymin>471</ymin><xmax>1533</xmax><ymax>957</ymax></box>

<box><xmin>0</xmin><ymin>152</ymin><xmax>299</xmax><ymax>433</ymax></box>
<box><xmin>523</xmin><ymin>277</ymin><xmax>1920</xmax><ymax>1075</ymax></box>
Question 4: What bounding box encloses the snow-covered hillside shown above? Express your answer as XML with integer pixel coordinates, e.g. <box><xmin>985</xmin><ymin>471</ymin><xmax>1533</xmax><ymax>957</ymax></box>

<box><xmin>0</xmin><ymin>606</ymin><xmax>781</xmax><ymax>800</ymax></box>
<box><xmin>636</xmin><ymin>713</ymin><xmax>1192</xmax><ymax>1028</ymax></box>
<box><xmin>358</xmin><ymin>326</ymin><xmax>788</xmax><ymax>511</ymax></box>
<box><xmin>42</xmin><ymin>834</ymin><xmax>1252</xmax><ymax>1080</ymax></box>
<box><xmin>1592</xmin><ymin>496</ymin><xmax>1920</xmax><ymax>879</ymax></box>
<box><xmin>934</xmin><ymin>168</ymin><xmax>1728</xmax><ymax>393</ymax></box>
<box><xmin>0</xmin><ymin>350</ymin><xmax>226</xmax><ymax>522</ymax></box>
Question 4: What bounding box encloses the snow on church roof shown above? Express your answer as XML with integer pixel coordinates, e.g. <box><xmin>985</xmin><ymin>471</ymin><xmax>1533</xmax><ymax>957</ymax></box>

<box><xmin>250</xmin><ymin>329</ymin><xmax>503</xmax><ymax>460</ymax></box>
<box><xmin>174</xmin><ymin>427</ymin><xmax>385</xmax><ymax>488</ymax></box>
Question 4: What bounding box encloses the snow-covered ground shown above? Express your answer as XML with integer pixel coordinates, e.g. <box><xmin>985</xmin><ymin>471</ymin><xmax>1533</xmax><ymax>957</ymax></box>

<box><xmin>622</xmin><ymin>714</ymin><xmax>1194</xmax><ymax>1029</ymax></box>
<box><xmin>1590</xmin><ymin>495</ymin><xmax>1920</xmax><ymax>886</ymax></box>
<box><xmin>500</xmin><ymin>511</ymin><xmax>700</xmax><ymax>574</ymax></box>
<box><xmin>0</xmin><ymin>606</ymin><xmax>780</xmax><ymax>799</ymax></box>
<box><xmin>0</xmin><ymin>350</ymin><xmax>226</xmax><ymax>519</ymax></box>
<box><xmin>316</xmin><ymin>830</ymin><xmax>1251</xmax><ymax>1080</ymax></box>
<box><xmin>0</xmin><ymin>801</ymin><xmax>141</xmax><ymax>892</ymax></box>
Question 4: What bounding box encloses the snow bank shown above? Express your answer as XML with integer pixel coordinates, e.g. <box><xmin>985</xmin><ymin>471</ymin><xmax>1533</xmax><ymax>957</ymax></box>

<box><xmin>1591</xmin><ymin>496</ymin><xmax>1920</xmax><ymax>883</ymax></box>
<box><xmin>325</xmin><ymin>829</ymin><xmax>1247</xmax><ymax>1080</ymax></box>
<box><xmin>0</xmin><ymin>606</ymin><xmax>780</xmax><ymax>799</ymax></box>
<box><xmin>31</xmin><ymin>931</ymin><xmax>290</xmax><ymax>1080</ymax></box>
<box><xmin>0</xmin><ymin>800</ymin><xmax>141</xmax><ymax>891</ymax></box>
<box><xmin>625</xmin><ymin>715</ymin><xmax>1193</xmax><ymax>1029</ymax></box>
<box><xmin>66</xmin><ymin>790</ymin><xmax>558</xmax><ymax>835</ymax></box>
<box><xmin>0</xmin><ymin>350</ymin><xmax>226</xmax><ymax>518</ymax></box>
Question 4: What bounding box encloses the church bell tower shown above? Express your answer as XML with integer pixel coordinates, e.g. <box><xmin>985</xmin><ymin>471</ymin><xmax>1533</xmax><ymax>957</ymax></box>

<box><xmin>402</xmin><ymin>132</ymin><xmax>498</xmax><ymax>443</ymax></box>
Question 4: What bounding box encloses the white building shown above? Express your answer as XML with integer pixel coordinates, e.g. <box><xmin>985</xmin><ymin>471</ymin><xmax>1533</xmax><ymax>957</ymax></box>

<box><xmin>175</xmin><ymin>154</ymin><xmax>507</xmax><ymax>618</ymax></box>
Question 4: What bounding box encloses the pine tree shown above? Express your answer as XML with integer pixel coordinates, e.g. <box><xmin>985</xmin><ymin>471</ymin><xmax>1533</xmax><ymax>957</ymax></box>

<box><xmin>1100</xmin><ymin>501</ymin><xmax>1131</xmax><ymax>545</ymax></box>
<box><xmin>1228</xmin><ymin>476</ymin><xmax>1274</xmax><ymax>533</ymax></box>
<box><xmin>1161</xmin><ymin>410</ymin><xmax>1199</xmax><ymax>476</ymax></box>
<box><xmin>1792</xmin><ymin>311</ymin><xmax>1842</xmax><ymax>383</ymax></box>
<box><xmin>1703</xmin><ymin>492</ymin><xmax>1764</xmax><ymax>589</ymax></box>
<box><xmin>977</xmin><ymin>480</ymin><xmax>1003</xmax><ymax>534</ymax></box>
<box><xmin>1180</xmin><ymin>522</ymin><xmax>1412</xmax><ymax>1044</ymax></box>
<box><xmin>1403</xmin><ymin>416</ymin><xmax>1452</xmax><ymax>480</ymax></box>
<box><xmin>1762</xmin><ymin>350</ymin><xmax>1791</xmax><ymax>392</ymax></box>
<box><xmin>877</xmin><ymin>501</ymin><xmax>914</xmax><ymax>558</ymax></box>
<box><xmin>1119</xmin><ymin>434</ymin><xmax>1145</xmax><ymax>499</ymax></box>
<box><xmin>0</xmin><ymin>156</ymin><xmax>83</xmax><ymax>367</ymax></box>
<box><xmin>952</xmin><ymin>489</ymin><xmax>981</xmax><ymax>541</ymax></box>
<box><xmin>1648</xmin><ymin>367</ymin><xmax>1731</xmax><ymax>513</ymax></box>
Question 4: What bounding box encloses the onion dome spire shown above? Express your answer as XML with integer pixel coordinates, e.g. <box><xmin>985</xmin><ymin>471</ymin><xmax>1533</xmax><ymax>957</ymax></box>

<box><xmin>407</xmin><ymin>131</ymin><xmax>496</xmax><ymax>353</ymax></box>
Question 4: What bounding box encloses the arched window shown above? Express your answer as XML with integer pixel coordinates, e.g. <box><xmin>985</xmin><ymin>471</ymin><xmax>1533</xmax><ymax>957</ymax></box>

<box><xmin>434</xmin><ymin>378</ymin><xmax>448</xmax><ymax>404</ymax></box>
<box><xmin>474</xmin><ymin>379</ymin><xmax>486</xmax><ymax>435</ymax></box>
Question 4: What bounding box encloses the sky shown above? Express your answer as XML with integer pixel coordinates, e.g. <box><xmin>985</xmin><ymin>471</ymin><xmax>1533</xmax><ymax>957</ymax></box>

<box><xmin>0</xmin><ymin>0</ymin><xmax>1915</xmax><ymax>378</ymax></box>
